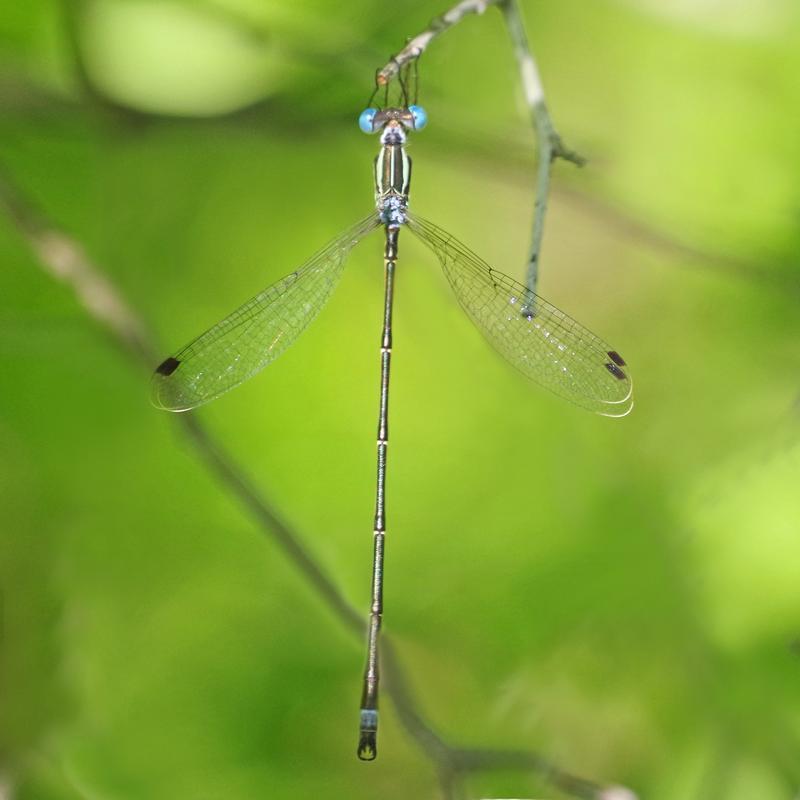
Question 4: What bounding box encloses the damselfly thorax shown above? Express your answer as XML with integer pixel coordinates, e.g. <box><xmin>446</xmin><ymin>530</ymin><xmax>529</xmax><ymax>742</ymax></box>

<box><xmin>365</xmin><ymin>107</ymin><xmax>418</xmax><ymax>227</ymax></box>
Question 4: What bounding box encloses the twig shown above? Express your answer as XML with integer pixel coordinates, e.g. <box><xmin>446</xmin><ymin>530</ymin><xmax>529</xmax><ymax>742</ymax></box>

<box><xmin>375</xmin><ymin>0</ymin><xmax>584</xmax><ymax>296</ymax></box>
<box><xmin>553</xmin><ymin>183</ymin><xmax>799</xmax><ymax>292</ymax></box>
<box><xmin>375</xmin><ymin>0</ymin><xmax>498</xmax><ymax>86</ymax></box>
<box><xmin>498</xmin><ymin>0</ymin><xmax>585</xmax><ymax>295</ymax></box>
<box><xmin>0</xmin><ymin>166</ymin><xmax>152</xmax><ymax>362</ymax></box>
<box><xmin>178</xmin><ymin>413</ymin><xmax>366</xmax><ymax>637</ymax></box>
<box><xmin>0</xmin><ymin>166</ymin><xmax>636</xmax><ymax>799</ymax></box>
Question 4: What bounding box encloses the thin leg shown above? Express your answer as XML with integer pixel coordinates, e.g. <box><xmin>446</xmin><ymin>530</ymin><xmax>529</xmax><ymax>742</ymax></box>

<box><xmin>358</xmin><ymin>225</ymin><xmax>398</xmax><ymax>761</ymax></box>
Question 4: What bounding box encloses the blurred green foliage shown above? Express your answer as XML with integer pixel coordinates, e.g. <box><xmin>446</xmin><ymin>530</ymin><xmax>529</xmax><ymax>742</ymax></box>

<box><xmin>1</xmin><ymin>1</ymin><xmax>799</xmax><ymax>798</ymax></box>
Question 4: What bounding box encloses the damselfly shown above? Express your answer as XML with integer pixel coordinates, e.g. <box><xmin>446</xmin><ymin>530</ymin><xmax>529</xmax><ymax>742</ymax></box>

<box><xmin>152</xmin><ymin>102</ymin><xmax>632</xmax><ymax>762</ymax></box>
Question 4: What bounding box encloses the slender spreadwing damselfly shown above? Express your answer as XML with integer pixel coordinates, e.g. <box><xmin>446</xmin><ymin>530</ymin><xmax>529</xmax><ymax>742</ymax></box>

<box><xmin>151</xmin><ymin>98</ymin><xmax>633</xmax><ymax>762</ymax></box>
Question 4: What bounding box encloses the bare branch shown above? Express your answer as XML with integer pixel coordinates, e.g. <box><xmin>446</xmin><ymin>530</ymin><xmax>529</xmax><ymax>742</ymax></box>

<box><xmin>0</xmin><ymin>166</ymin><xmax>153</xmax><ymax>362</ymax></box>
<box><xmin>498</xmin><ymin>0</ymin><xmax>584</xmax><ymax>294</ymax></box>
<box><xmin>376</xmin><ymin>0</ymin><xmax>498</xmax><ymax>85</ymax></box>
<box><xmin>554</xmin><ymin>183</ymin><xmax>798</xmax><ymax>292</ymax></box>
<box><xmin>374</xmin><ymin>0</ymin><xmax>583</xmax><ymax>297</ymax></box>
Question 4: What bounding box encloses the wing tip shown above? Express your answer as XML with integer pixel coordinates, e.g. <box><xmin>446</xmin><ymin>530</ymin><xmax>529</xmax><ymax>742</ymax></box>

<box><xmin>596</xmin><ymin>398</ymin><xmax>635</xmax><ymax>419</ymax></box>
<box><xmin>150</xmin><ymin>362</ymin><xmax>194</xmax><ymax>413</ymax></box>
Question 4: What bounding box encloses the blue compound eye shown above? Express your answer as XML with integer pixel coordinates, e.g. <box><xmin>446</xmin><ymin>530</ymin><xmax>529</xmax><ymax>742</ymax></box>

<box><xmin>358</xmin><ymin>108</ymin><xmax>377</xmax><ymax>134</ymax></box>
<box><xmin>408</xmin><ymin>104</ymin><xmax>427</xmax><ymax>130</ymax></box>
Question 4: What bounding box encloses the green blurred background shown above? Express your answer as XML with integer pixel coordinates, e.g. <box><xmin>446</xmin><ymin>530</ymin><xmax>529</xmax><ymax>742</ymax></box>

<box><xmin>2</xmin><ymin>1</ymin><xmax>799</xmax><ymax>798</ymax></box>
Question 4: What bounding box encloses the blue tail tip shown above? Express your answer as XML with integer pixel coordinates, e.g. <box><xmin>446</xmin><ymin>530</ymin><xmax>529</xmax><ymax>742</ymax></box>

<box><xmin>357</xmin><ymin>709</ymin><xmax>378</xmax><ymax>761</ymax></box>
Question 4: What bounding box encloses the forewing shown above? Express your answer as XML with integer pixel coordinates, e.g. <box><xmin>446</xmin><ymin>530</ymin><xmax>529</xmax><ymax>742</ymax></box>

<box><xmin>152</xmin><ymin>213</ymin><xmax>380</xmax><ymax>411</ymax></box>
<box><xmin>406</xmin><ymin>213</ymin><xmax>633</xmax><ymax>416</ymax></box>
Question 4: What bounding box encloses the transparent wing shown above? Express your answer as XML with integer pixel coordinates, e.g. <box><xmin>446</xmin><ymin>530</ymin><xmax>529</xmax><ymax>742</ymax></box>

<box><xmin>152</xmin><ymin>212</ymin><xmax>380</xmax><ymax>411</ymax></box>
<box><xmin>406</xmin><ymin>213</ymin><xmax>633</xmax><ymax>417</ymax></box>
